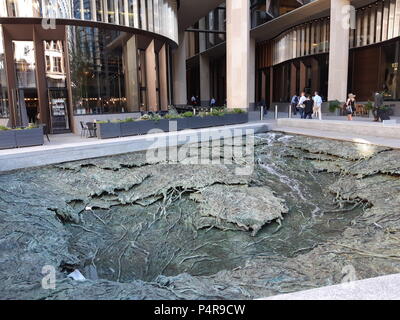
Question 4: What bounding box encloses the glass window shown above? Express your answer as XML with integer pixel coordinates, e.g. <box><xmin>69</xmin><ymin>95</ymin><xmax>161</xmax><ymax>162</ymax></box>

<box><xmin>118</xmin><ymin>0</ymin><xmax>125</xmax><ymax>25</ymax></box>
<box><xmin>380</xmin><ymin>41</ymin><xmax>399</xmax><ymax>100</ymax></box>
<box><xmin>107</xmin><ymin>0</ymin><xmax>115</xmax><ymax>23</ymax></box>
<box><xmin>6</xmin><ymin>0</ymin><xmax>41</xmax><ymax>17</ymax></box>
<box><xmin>68</xmin><ymin>26</ymin><xmax>128</xmax><ymax>115</ymax></box>
<box><xmin>0</xmin><ymin>25</ymin><xmax>9</xmax><ymax>118</ymax></box>
<box><xmin>95</xmin><ymin>0</ymin><xmax>104</xmax><ymax>22</ymax></box>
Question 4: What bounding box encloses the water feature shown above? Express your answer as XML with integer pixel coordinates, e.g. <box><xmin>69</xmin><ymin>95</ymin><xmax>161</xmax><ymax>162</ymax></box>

<box><xmin>1</xmin><ymin>132</ymin><xmax>399</xmax><ymax>300</ymax></box>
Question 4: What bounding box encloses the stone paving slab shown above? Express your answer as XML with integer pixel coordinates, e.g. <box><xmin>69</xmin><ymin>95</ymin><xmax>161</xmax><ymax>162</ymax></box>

<box><xmin>262</xmin><ymin>274</ymin><xmax>400</xmax><ymax>300</ymax></box>
<box><xmin>273</xmin><ymin>125</ymin><xmax>400</xmax><ymax>149</ymax></box>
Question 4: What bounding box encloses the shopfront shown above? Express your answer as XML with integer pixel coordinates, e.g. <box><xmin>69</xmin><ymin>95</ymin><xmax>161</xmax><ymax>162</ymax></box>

<box><xmin>0</xmin><ymin>0</ymin><xmax>178</xmax><ymax>133</ymax></box>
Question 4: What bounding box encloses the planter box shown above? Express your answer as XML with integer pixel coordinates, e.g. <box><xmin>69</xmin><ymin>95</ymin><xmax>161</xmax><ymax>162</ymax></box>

<box><xmin>120</xmin><ymin>121</ymin><xmax>153</xmax><ymax>136</ymax></box>
<box><xmin>15</xmin><ymin>128</ymin><xmax>44</xmax><ymax>147</ymax></box>
<box><xmin>223</xmin><ymin>113</ymin><xmax>248</xmax><ymax>125</ymax></box>
<box><xmin>99</xmin><ymin>113</ymin><xmax>250</xmax><ymax>139</ymax></box>
<box><xmin>153</xmin><ymin>119</ymin><xmax>170</xmax><ymax>132</ymax></box>
<box><xmin>164</xmin><ymin>118</ymin><xmax>188</xmax><ymax>131</ymax></box>
<box><xmin>185</xmin><ymin>116</ymin><xmax>209</xmax><ymax>129</ymax></box>
<box><xmin>97</xmin><ymin>122</ymin><xmax>121</xmax><ymax>139</ymax></box>
<box><xmin>0</xmin><ymin>130</ymin><xmax>16</xmax><ymax>149</ymax></box>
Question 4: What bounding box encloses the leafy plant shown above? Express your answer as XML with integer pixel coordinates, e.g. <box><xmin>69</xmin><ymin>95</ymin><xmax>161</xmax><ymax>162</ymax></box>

<box><xmin>164</xmin><ymin>114</ymin><xmax>182</xmax><ymax>119</ymax></box>
<box><xmin>124</xmin><ymin>117</ymin><xmax>135</xmax><ymax>122</ymax></box>
<box><xmin>150</xmin><ymin>114</ymin><xmax>162</xmax><ymax>121</ymax></box>
<box><xmin>232</xmin><ymin>108</ymin><xmax>245</xmax><ymax>114</ymax></box>
<box><xmin>364</xmin><ymin>101</ymin><xmax>374</xmax><ymax>111</ymax></box>
<box><xmin>182</xmin><ymin>111</ymin><xmax>194</xmax><ymax>118</ymax></box>
<box><xmin>139</xmin><ymin>114</ymin><xmax>151</xmax><ymax>121</ymax></box>
<box><xmin>211</xmin><ymin>109</ymin><xmax>225</xmax><ymax>117</ymax></box>
<box><xmin>0</xmin><ymin>125</ymin><xmax>10</xmax><ymax>131</ymax></box>
<box><xmin>328</xmin><ymin>100</ymin><xmax>341</xmax><ymax>113</ymax></box>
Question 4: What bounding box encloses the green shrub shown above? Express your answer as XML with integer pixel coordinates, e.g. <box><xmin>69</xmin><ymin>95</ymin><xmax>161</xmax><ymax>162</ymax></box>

<box><xmin>328</xmin><ymin>100</ymin><xmax>341</xmax><ymax>113</ymax></box>
<box><xmin>364</xmin><ymin>101</ymin><xmax>374</xmax><ymax>111</ymax></box>
<box><xmin>124</xmin><ymin>117</ymin><xmax>135</xmax><ymax>122</ymax></box>
<box><xmin>164</xmin><ymin>114</ymin><xmax>182</xmax><ymax>119</ymax></box>
<box><xmin>182</xmin><ymin>111</ymin><xmax>194</xmax><ymax>118</ymax></box>
<box><xmin>232</xmin><ymin>108</ymin><xmax>245</xmax><ymax>114</ymax></box>
<box><xmin>0</xmin><ymin>125</ymin><xmax>10</xmax><ymax>131</ymax></box>
<box><xmin>150</xmin><ymin>114</ymin><xmax>162</xmax><ymax>121</ymax></box>
<box><xmin>211</xmin><ymin>109</ymin><xmax>225</xmax><ymax>117</ymax></box>
<box><xmin>380</xmin><ymin>105</ymin><xmax>391</xmax><ymax>111</ymax></box>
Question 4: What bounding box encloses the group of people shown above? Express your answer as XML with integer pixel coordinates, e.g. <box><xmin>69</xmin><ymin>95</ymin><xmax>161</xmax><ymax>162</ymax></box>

<box><xmin>190</xmin><ymin>96</ymin><xmax>217</xmax><ymax>108</ymax></box>
<box><xmin>344</xmin><ymin>91</ymin><xmax>386</xmax><ymax>122</ymax></box>
<box><xmin>291</xmin><ymin>92</ymin><xmax>323</xmax><ymax>120</ymax></box>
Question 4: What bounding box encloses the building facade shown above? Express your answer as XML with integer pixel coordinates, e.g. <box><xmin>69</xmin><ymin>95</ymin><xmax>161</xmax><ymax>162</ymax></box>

<box><xmin>1</xmin><ymin>0</ymin><xmax>400</xmax><ymax>135</ymax></box>
<box><xmin>0</xmin><ymin>0</ymin><xmax>180</xmax><ymax>133</ymax></box>
<box><xmin>182</xmin><ymin>0</ymin><xmax>400</xmax><ymax>114</ymax></box>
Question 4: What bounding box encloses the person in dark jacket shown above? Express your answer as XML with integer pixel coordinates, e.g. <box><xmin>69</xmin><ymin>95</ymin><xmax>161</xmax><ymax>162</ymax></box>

<box><xmin>303</xmin><ymin>94</ymin><xmax>314</xmax><ymax>119</ymax></box>
<box><xmin>373</xmin><ymin>91</ymin><xmax>384</xmax><ymax>122</ymax></box>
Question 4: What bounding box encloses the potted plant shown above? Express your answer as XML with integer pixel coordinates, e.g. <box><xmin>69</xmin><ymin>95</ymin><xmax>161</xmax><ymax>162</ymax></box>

<box><xmin>15</xmin><ymin>126</ymin><xmax>44</xmax><ymax>148</ymax></box>
<box><xmin>364</xmin><ymin>101</ymin><xmax>374</xmax><ymax>118</ymax></box>
<box><xmin>377</xmin><ymin>105</ymin><xmax>391</xmax><ymax>121</ymax></box>
<box><xmin>97</xmin><ymin>120</ymin><xmax>121</xmax><ymax>139</ymax></box>
<box><xmin>328</xmin><ymin>100</ymin><xmax>342</xmax><ymax>116</ymax></box>
<box><xmin>0</xmin><ymin>126</ymin><xmax>16</xmax><ymax>149</ymax></box>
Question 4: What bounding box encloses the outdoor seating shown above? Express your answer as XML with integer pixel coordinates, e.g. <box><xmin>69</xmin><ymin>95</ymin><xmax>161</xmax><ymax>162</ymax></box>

<box><xmin>38</xmin><ymin>124</ymin><xmax>50</xmax><ymax>142</ymax></box>
<box><xmin>80</xmin><ymin>121</ymin><xmax>88</xmax><ymax>138</ymax></box>
<box><xmin>86</xmin><ymin>122</ymin><xmax>97</xmax><ymax>138</ymax></box>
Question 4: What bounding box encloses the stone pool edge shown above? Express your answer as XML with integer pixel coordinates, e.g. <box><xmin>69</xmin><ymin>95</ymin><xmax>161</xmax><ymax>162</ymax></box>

<box><xmin>0</xmin><ymin>122</ymin><xmax>270</xmax><ymax>173</ymax></box>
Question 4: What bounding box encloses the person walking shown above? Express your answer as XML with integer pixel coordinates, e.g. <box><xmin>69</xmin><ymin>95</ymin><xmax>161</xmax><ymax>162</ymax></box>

<box><xmin>373</xmin><ymin>91</ymin><xmax>384</xmax><ymax>122</ymax></box>
<box><xmin>297</xmin><ymin>92</ymin><xmax>306</xmax><ymax>119</ymax></box>
<box><xmin>312</xmin><ymin>91</ymin><xmax>323</xmax><ymax>120</ymax></box>
<box><xmin>345</xmin><ymin>93</ymin><xmax>356</xmax><ymax>121</ymax></box>
<box><xmin>291</xmin><ymin>94</ymin><xmax>299</xmax><ymax>116</ymax></box>
<box><xmin>303</xmin><ymin>94</ymin><xmax>314</xmax><ymax>119</ymax></box>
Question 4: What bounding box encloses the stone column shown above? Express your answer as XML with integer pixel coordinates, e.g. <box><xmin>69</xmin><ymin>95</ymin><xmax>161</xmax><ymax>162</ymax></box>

<box><xmin>226</xmin><ymin>0</ymin><xmax>251</xmax><ymax>110</ymax></box>
<box><xmin>145</xmin><ymin>40</ymin><xmax>158</xmax><ymax>112</ymax></box>
<box><xmin>328</xmin><ymin>0</ymin><xmax>350</xmax><ymax>102</ymax></box>
<box><xmin>200</xmin><ymin>54</ymin><xmax>210</xmax><ymax>106</ymax></box>
<box><xmin>123</xmin><ymin>35</ymin><xmax>139</xmax><ymax>112</ymax></box>
<box><xmin>158</xmin><ymin>44</ymin><xmax>169</xmax><ymax>111</ymax></box>
<box><xmin>290</xmin><ymin>63</ymin><xmax>297</xmax><ymax>97</ymax></box>
<box><xmin>199</xmin><ymin>18</ymin><xmax>206</xmax><ymax>53</ymax></box>
<box><xmin>248</xmin><ymin>37</ymin><xmax>256</xmax><ymax>109</ymax></box>
<box><xmin>299</xmin><ymin>61</ymin><xmax>306</xmax><ymax>93</ymax></box>
<box><xmin>311</xmin><ymin>57</ymin><xmax>319</xmax><ymax>93</ymax></box>
<box><xmin>173</xmin><ymin>32</ymin><xmax>188</xmax><ymax>107</ymax></box>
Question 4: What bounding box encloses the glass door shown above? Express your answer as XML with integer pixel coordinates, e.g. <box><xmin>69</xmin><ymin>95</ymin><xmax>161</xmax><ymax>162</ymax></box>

<box><xmin>13</xmin><ymin>41</ymin><xmax>38</xmax><ymax>127</ymax></box>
